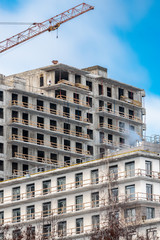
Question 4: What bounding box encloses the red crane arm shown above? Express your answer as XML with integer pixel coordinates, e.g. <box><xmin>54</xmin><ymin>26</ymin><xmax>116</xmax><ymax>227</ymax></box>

<box><xmin>0</xmin><ymin>3</ymin><xmax>94</xmax><ymax>53</ymax></box>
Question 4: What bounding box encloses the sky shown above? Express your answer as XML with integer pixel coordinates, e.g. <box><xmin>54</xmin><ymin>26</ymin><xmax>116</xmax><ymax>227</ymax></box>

<box><xmin>0</xmin><ymin>0</ymin><xmax>159</xmax><ymax>136</ymax></box>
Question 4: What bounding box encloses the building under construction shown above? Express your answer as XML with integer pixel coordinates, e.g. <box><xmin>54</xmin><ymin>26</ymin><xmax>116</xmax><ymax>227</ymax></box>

<box><xmin>0</xmin><ymin>62</ymin><xmax>159</xmax><ymax>239</ymax></box>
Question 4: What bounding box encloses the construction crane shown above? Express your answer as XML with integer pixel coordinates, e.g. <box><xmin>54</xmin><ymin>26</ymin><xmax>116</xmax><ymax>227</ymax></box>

<box><xmin>0</xmin><ymin>3</ymin><xmax>94</xmax><ymax>53</ymax></box>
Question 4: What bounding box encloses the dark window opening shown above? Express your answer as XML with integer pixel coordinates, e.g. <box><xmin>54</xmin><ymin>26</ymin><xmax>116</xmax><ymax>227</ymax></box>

<box><xmin>64</xmin><ymin>140</ymin><xmax>70</xmax><ymax>151</ymax></box>
<box><xmin>12</xmin><ymin>162</ymin><xmax>18</xmax><ymax>174</ymax></box>
<box><xmin>0</xmin><ymin>161</ymin><xmax>3</xmax><ymax>171</ymax></box>
<box><xmin>98</xmin><ymin>85</ymin><xmax>103</xmax><ymax>95</ymax></box>
<box><xmin>87</xmin><ymin>113</ymin><xmax>93</xmax><ymax>123</ymax></box>
<box><xmin>63</xmin><ymin>106</ymin><xmax>70</xmax><ymax>118</ymax></box>
<box><xmin>23</xmin><ymin>147</ymin><xmax>28</xmax><ymax>158</ymax></box>
<box><xmin>76</xmin><ymin>159</ymin><xmax>83</xmax><ymax>164</ymax></box>
<box><xmin>87</xmin><ymin>129</ymin><xmax>93</xmax><ymax>139</ymax></box>
<box><xmin>64</xmin><ymin>156</ymin><xmax>70</xmax><ymax>166</ymax></box>
<box><xmin>99</xmin><ymin>100</ymin><xmax>104</xmax><ymax>108</ymax></box>
<box><xmin>76</xmin><ymin>142</ymin><xmax>82</xmax><ymax>154</ymax></box>
<box><xmin>37</xmin><ymin>99</ymin><xmax>44</xmax><ymax>111</ymax></box>
<box><xmin>12</xmin><ymin>93</ymin><xmax>18</xmax><ymax>104</ymax></box>
<box><xmin>129</xmin><ymin>109</ymin><xmax>134</xmax><ymax>119</ymax></box>
<box><xmin>22</xmin><ymin>130</ymin><xmax>28</xmax><ymax>142</ymax></box>
<box><xmin>64</xmin><ymin>123</ymin><xmax>70</xmax><ymax>134</ymax></box>
<box><xmin>50</xmin><ymin>153</ymin><xmax>57</xmax><ymax>164</ymax></box>
<box><xmin>40</xmin><ymin>74</ymin><xmax>44</xmax><ymax>87</ymax></box>
<box><xmin>55</xmin><ymin>89</ymin><xmax>66</xmax><ymax>100</ymax></box>
<box><xmin>37</xmin><ymin>133</ymin><xmax>44</xmax><ymax>145</ymax></box>
<box><xmin>107</xmin><ymin>87</ymin><xmax>112</xmax><ymax>97</ymax></box>
<box><xmin>99</xmin><ymin>116</ymin><xmax>104</xmax><ymax>127</ymax></box>
<box><xmin>0</xmin><ymin>126</ymin><xmax>3</xmax><ymax>136</ymax></box>
<box><xmin>75</xmin><ymin>109</ymin><xmax>81</xmax><ymax>121</ymax></box>
<box><xmin>0</xmin><ymin>109</ymin><xmax>3</xmax><ymax>119</ymax></box>
<box><xmin>12</xmin><ymin>111</ymin><xmax>18</xmax><ymax>122</ymax></box>
<box><xmin>86</xmin><ymin>80</ymin><xmax>92</xmax><ymax>91</ymax></box>
<box><xmin>0</xmin><ymin>91</ymin><xmax>3</xmax><ymax>101</ymax></box>
<box><xmin>22</xmin><ymin>113</ymin><xmax>28</xmax><ymax>125</ymax></box>
<box><xmin>12</xmin><ymin>145</ymin><xmax>18</xmax><ymax>157</ymax></box>
<box><xmin>75</xmin><ymin>74</ymin><xmax>81</xmax><ymax>84</ymax></box>
<box><xmin>74</xmin><ymin>93</ymin><xmax>79</xmax><ymax>104</ymax></box>
<box><xmin>119</xmin><ymin>106</ymin><xmax>124</xmax><ymax>117</ymax></box>
<box><xmin>86</xmin><ymin>96</ymin><xmax>92</xmax><ymax>107</ymax></box>
<box><xmin>50</xmin><ymin>137</ymin><xmax>57</xmax><ymax>148</ymax></box>
<box><xmin>22</xmin><ymin>96</ymin><xmax>28</xmax><ymax>108</ymax></box>
<box><xmin>50</xmin><ymin>119</ymin><xmax>57</xmax><ymax>131</ymax></box>
<box><xmin>120</xmin><ymin>137</ymin><xmax>125</xmax><ymax>145</ymax></box>
<box><xmin>108</xmin><ymin>118</ymin><xmax>113</xmax><ymax>129</ymax></box>
<box><xmin>37</xmin><ymin>151</ymin><xmax>45</xmax><ymax>162</ymax></box>
<box><xmin>76</xmin><ymin>126</ymin><xmax>82</xmax><ymax>137</ymax></box>
<box><xmin>50</xmin><ymin>103</ymin><xmax>57</xmax><ymax>114</ymax></box>
<box><xmin>118</xmin><ymin>88</ymin><xmax>124</xmax><ymax>100</ymax></box>
<box><xmin>128</xmin><ymin>91</ymin><xmax>134</xmax><ymax>100</ymax></box>
<box><xmin>37</xmin><ymin>116</ymin><xmax>44</xmax><ymax>128</ymax></box>
<box><xmin>108</xmin><ymin>134</ymin><xmax>113</xmax><ymax>143</ymax></box>
<box><xmin>100</xmin><ymin>148</ymin><xmax>105</xmax><ymax>158</ymax></box>
<box><xmin>100</xmin><ymin>132</ymin><xmax>104</xmax><ymax>143</ymax></box>
<box><xmin>107</xmin><ymin>102</ymin><xmax>112</xmax><ymax>112</ymax></box>
<box><xmin>55</xmin><ymin>70</ymin><xmax>68</xmax><ymax>84</ymax></box>
<box><xmin>23</xmin><ymin>164</ymin><xmax>28</xmax><ymax>174</ymax></box>
<box><xmin>87</xmin><ymin>145</ymin><xmax>93</xmax><ymax>155</ymax></box>
<box><xmin>0</xmin><ymin>143</ymin><xmax>3</xmax><ymax>154</ymax></box>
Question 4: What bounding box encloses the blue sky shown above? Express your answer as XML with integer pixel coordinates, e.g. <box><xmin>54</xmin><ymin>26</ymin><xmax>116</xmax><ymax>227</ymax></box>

<box><xmin>0</xmin><ymin>0</ymin><xmax>159</xmax><ymax>135</ymax></box>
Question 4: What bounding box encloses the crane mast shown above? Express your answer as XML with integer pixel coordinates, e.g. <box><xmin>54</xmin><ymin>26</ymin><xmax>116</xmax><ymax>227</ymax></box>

<box><xmin>0</xmin><ymin>3</ymin><xmax>94</xmax><ymax>53</ymax></box>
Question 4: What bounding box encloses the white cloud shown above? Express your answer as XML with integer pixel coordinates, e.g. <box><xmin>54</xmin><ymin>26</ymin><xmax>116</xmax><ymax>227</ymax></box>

<box><xmin>145</xmin><ymin>94</ymin><xmax>160</xmax><ymax>136</ymax></box>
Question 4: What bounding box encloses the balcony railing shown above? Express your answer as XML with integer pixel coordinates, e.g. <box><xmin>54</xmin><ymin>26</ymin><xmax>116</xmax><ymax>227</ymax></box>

<box><xmin>120</xmin><ymin>96</ymin><xmax>142</xmax><ymax>107</ymax></box>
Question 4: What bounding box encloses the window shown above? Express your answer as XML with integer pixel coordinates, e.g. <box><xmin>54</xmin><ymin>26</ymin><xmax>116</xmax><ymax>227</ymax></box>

<box><xmin>76</xmin><ymin>126</ymin><xmax>82</xmax><ymax>137</ymax></box>
<box><xmin>87</xmin><ymin>145</ymin><xmax>93</xmax><ymax>155</ymax></box>
<box><xmin>74</xmin><ymin>93</ymin><xmax>79</xmax><ymax>104</ymax></box>
<box><xmin>109</xmin><ymin>165</ymin><xmax>118</xmax><ymax>180</ymax></box>
<box><xmin>63</xmin><ymin>106</ymin><xmax>70</xmax><ymax>118</ymax></box>
<box><xmin>0</xmin><ymin>190</ymin><xmax>3</xmax><ymax>203</ymax></box>
<box><xmin>0</xmin><ymin>109</ymin><xmax>3</xmax><ymax>119</ymax></box>
<box><xmin>86</xmin><ymin>80</ymin><xmax>92</xmax><ymax>91</ymax></box>
<box><xmin>128</xmin><ymin>91</ymin><xmax>134</xmax><ymax>100</ymax></box>
<box><xmin>125</xmin><ymin>208</ymin><xmax>136</xmax><ymax>222</ymax></box>
<box><xmin>58</xmin><ymin>221</ymin><xmax>66</xmax><ymax>237</ymax></box>
<box><xmin>0</xmin><ymin>212</ymin><xmax>4</xmax><ymax>224</ymax></box>
<box><xmin>125</xmin><ymin>161</ymin><xmax>135</xmax><ymax>177</ymax></box>
<box><xmin>27</xmin><ymin>205</ymin><xmax>35</xmax><ymax>220</ymax></box>
<box><xmin>0</xmin><ymin>161</ymin><xmax>3</xmax><ymax>171</ymax></box>
<box><xmin>146</xmin><ymin>207</ymin><xmax>154</xmax><ymax>219</ymax></box>
<box><xmin>12</xmin><ymin>229</ymin><xmax>21</xmax><ymax>240</ymax></box>
<box><xmin>12</xmin><ymin>208</ymin><xmax>21</xmax><ymax>223</ymax></box>
<box><xmin>98</xmin><ymin>84</ymin><xmax>103</xmax><ymax>95</ymax></box>
<box><xmin>75</xmin><ymin>109</ymin><xmax>81</xmax><ymax>121</ymax></box>
<box><xmin>55</xmin><ymin>70</ymin><xmax>68</xmax><ymax>83</ymax></box>
<box><xmin>37</xmin><ymin>99</ymin><xmax>43</xmax><ymax>111</ymax></box>
<box><xmin>50</xmin><ymin>103</ymin><xmax>56</xmax><ymax>114</ymax></box>
<box><xmin>118</xmin><ymin>88</ymin><xmax>124</xmax><ymax>100</ymax></box>
<box><xmin>110</xmin><ymin>188</ymin><xmax>118</xmax><ymax>203</ymax></box>
<box><xmin>75</xmin><ymin>173</ymin><xmax>83</xmax><ymax>188</ymax></box>
<box><xmin>120</xmin><ymin>137</ymin><xmax>125</xmax><ymax>145</ymax></box>
<box><xmin>86</xmin><ymin>96</ymin><xmax>92</xmax><ymax>107</ymax></box>
<box><xmin>108</xmin><ymin>134</ymin><xmax>113</xmax><ymax>143</ymax></box>
<box><xmin>107</xmin><ymin>102</ymin><xmax>112</xmax><ymax>112</ymax></box>
<box><xmin>99</xmin><ymin>116</ymin><xmax>104</xmax><ymax>127</ymax></box>
<box><xmin>57</xmin><ymin>177</ymin><xmax>66</xmax><ymax>192</ymax></box>
<box><xmin>40</xmin><ymin>74</ymin><xmax>44</xmax><ymax>87</ymax></box>
<box><xmin>64</xmin><ymin>139</ymin><xmax>70</xmax><ymax>151</ymax></box>
<box><xmin>75</xmin><ymin>74</ymin><xmax>81</xmax><ymax>84</ymax></box>
<box><xmin>37</xmin><ymin>150</ymin><xmax>45</xmax><ymax>162</ymax></box>
<box><xmin>43</xmin><ymin>202</ymin><xmax>51</xmax><ymax>217</ymax></box>
<box><xmin>129</xmin><ymin>109</ymin><xmax>134</xmax><ymax>119</ymax></box>
<box><xmin>55</xmin><ymin>89</ymin><xmax>66</xmax><ymax>100</ymax></box>
<box><xmin>43</xmin><ymin>180</ymin><xmax>51</xmax><ymax>195</ymax></box>
<box><xmin>91</xmin><ymin>169</ymin><xmax>99</xmax><ymax>184</ymax></box>
<box><xmin>12</xmin><ymin>128</ymin><xmax>18</xmax><ymax>139</ymax></box>
<box><xmin>125</xmin><ymin>185</ymin><xmax>135</xmax><ymax>201</ymax></box>
<box><xmin>26</xmin><ymin>184</ymin><xmax>35</xmax><ymax>198</ymax></box>
<box><xmin>43</xmin><ymin>224</ymin><xmax>51</xmax><ymax>239</ymax></box>
<box><xmin>37</xmin><ymin>133</ymin><xmax>44</xmax><ymax>145</ymax></box>
<box><xmin>12</xmin><ymin>93</ymin><xmax>18</xmax><ymax>104</ymax></box>
<box><xmin>22</xmin><ymin>112</ymin><xmax>28</xmax><ymax>124</ymax></box>
<box><xmin>23</xmin><ymin>147</ymin><xmax>28</xmax><ymax>159</ymax></box>
<box><xmin>76</xmin><ymin>195</ymin><xmax>83</xmax><ymax>211</ymax></box>
<box><xmin>50</xmin><ymin>153</ymin><xmax>57</xmax><ymax>164</ymax></box>
<box><xmin>91</xmin><ymin>192</ymin><xmax>99</xmax><ymax>208</ymax></box>
<box><xmin>64</xmin><ymin>123</ymin><xmax>70</xmax><ymax>134</ymax></box>
<box><xmin>50</xmin><ymin>136</ymin><xmax>57</xmax><ymax>148</ymax></box>
<box><xmin>23</xmin><ymin>130</ymin><xmax>28</xmax><ymax>142</ymax></box>
<box><xmin>64</xmin><ymin>156</ymin><xmax>70</xmax><ymax>166</ymax></box>
<box><xmin>0</xmin><ymin>126</ymin><xmax>3</xmax><ymax>136</ymax></box>
<box><xmin>99</xmin><ymin>100</ymin><xmax>104</xmax><ymax>108</ymax></box>
<box><xmin>12</xmin><ymin>161</ymin><xmax>18</xmax><ymax>174</ymax></box>
<box><xmin>76</xmin><ymin>158</ymin><xmax>83</xmax><ymax>164</ymax></box>
<box><xmin>87</xmin><ymin>113</ymin><xmax>93</xmax><ymax>123</ymax></box>
<box><xmin>145</xmin><ymin>161</ymin><xmax>152</xmax><ymax>177</ymax></box>
<box><xmin>58</xmin><ymin>199</ymin><xmax>66</xmax><ymax>214</ymax></box>
<box><xmin>23</xmin><ymin>164</ymin><xmax>28</xmax><ymax>175</ymax></box>
<box><xmin>37</xmin><ymin>116</ymin><xmax>44</xmax><ymax>128</ymax></box>
<box><xmin>119</xmin><ymin>106</ymin><xmax>124</xmax><ymax>116</ymax></box>
<box><xmin>12</xmin><ymin>187</ymin><xmax>20</xmax><ymax>201</ymax></box>
<box><xmin>22</xmin><ymin>96</ymin><xmax>28</xmax><ymax>108</ymax></box>
<box><xmin>76</xmin><ymin>218</ymin><xmax>83</xmax><ymax>234</ymax></box>
<box><xmin>76</xmin><ymin>142</ymin><xmax>82</xmax><ymax>154</ymax></box>
<box><xmin>129</xmin><ymin>125</ymin><xmax>135</xmax><ymax>132</ymax></box>
<box><xmin>107</xmin><ymin>87</ymin><xmax>112</xmax><ymax>97</ymax></box>
<box><xmin>146</xmin><ymin>184</ymin><xmax>153</xmax><ymax>201</ymax></box>
<box><xmin>92</xmin><ymin>215</ymin><xmax>99</xmax><ymax>230</ymax></box>
<box><xmin>87</xmin><ymin>129</ymin><xmax>93</xmax><ymax>139</ymax></box>
<box><xmin>12</xmin><ymin>111</ymin><xmax>18</xmax><ymax>122</ymax></box>
<box><xmin>0</xmin><ymin>92</ymin><xmax>3</xmax><ymax>102</ymax></box>
<box><xmin>119</xmin><ymin>122</ymin><xmax>125</xmax><ymax>132</ymax></box>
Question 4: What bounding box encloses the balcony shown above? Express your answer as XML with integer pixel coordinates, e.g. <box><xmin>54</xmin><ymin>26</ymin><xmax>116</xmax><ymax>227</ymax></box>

<box><xmin>120</xmin><ymin>96</ymin><xmax>142</xmax><ymax>107</ymax></box>
<box><xmin>97</xmin><ymin>107</ymin><xmax>142</xmax><ymax>124</ymax></box>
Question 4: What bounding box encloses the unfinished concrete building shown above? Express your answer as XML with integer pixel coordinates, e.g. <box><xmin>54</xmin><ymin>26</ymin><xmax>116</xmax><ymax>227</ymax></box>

<box><xmin>0</xmin><ymin>62</ymin><xmax>146</xmax><ymax>180</ymax></box>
